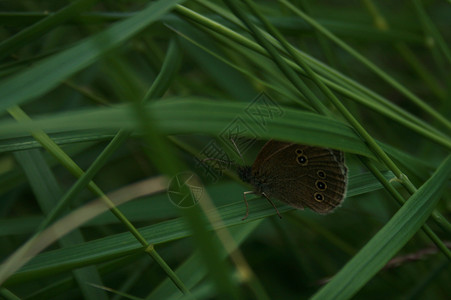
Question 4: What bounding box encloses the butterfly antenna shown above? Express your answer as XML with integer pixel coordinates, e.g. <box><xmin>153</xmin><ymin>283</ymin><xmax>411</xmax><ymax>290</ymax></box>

<box><xmin>230</xmin><ymin>138</ymin><xmax>246</xmax><ymax>165</ymax></box>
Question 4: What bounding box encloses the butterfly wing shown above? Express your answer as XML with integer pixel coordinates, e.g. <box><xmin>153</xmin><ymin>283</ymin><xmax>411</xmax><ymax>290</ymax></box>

<box><xmin>251</xmin><ymin>141</ymin><xmax>347</xmax><ymax>214</ymax></box>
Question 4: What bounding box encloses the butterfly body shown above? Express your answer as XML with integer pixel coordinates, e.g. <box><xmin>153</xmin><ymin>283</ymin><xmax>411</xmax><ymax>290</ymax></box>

<box><xmin>237</xmin><ymin>166</ymin><xmax>273</xmax><ymax>198</ymax></box>
<box><xmin>237</xmin><ymin>140</ymin><xmax>347</xmax><ymax>218</ymax></box>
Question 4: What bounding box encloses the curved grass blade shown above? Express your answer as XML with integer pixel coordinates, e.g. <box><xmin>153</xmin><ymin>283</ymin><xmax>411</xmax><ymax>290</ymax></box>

<box><xmin>0</xmin><ymin>99</ymin><xmax>372</xmax><ymax>157</ymax></box>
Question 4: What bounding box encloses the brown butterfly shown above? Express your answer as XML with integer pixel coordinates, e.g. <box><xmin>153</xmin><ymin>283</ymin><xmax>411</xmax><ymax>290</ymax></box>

<box><xmin>237</xmin><ymin>140</ymin><xmax>347</xmax><ymax>220</ymax></box>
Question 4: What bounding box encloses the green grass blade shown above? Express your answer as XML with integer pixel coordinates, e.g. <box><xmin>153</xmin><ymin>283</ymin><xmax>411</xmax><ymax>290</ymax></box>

<box><xmin>280</xmin><ymin>0</ymin><xmax>451</xmax><ymax>132</ymax></box>
<box><xmin>0</xmin><ymin>0</ymin><xmax>184</xmax><ymax>112</ymax></box>
<box><xmin>312</xmin><ymin>154</ymin><xmax>451</xmax><ymax>300</ymax></box>
<box><xmin>4</xmin><ymin>107</ymin><xmax>190</xmax><ymax>294</ymax></box>
<box><xmin>13</xmin><ymin>149</ymin><xmax>108</xmax><ymax>300</ymax></box>
<box><xmin>0</xmin><ymin>131</ymin><xmax>115</xmax><ymax>153</ymax></box>
<box><xmin>3</xmin><ymin>170</ymin><xmax>389</xmax><ymax>285</ymax></box>
<box><xmin>146</xmin><ymin>221</ymin><xmax>262</xmax><ymax>299</ymax></box>
<box><xmin>413</xmin><ymin>0</ymin><xmax>451</xmax><ymax>66</ymax></box>
<box><xmin>0</xmin><ymin>99</ymin><xmax>372</xmax><ymax>157</ymax></box>
<box><xmin>0</xmin><ymin>0</ymin><xmax>99</xmax><ymax>61</ymax></box>
<box><xmin>0</xmin><ymin>172</ymin><xmax>391</xmax><ymax>237</ymax></box>
<box><xmin>173</xmin><ymin>4</ymin><xmax>451</xmax><ymax>149</ymax></box>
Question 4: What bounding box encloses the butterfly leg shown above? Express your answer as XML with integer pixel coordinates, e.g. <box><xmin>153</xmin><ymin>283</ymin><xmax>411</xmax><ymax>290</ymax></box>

<box><xmin>242</xmin><ymin>191</ymin><xmax>254</xmax><ymax>220</ymax></box>
<box><xmin>262</xmin><ymin>192</ymin><xmax>282</xmax><ymax>219</ymax></box>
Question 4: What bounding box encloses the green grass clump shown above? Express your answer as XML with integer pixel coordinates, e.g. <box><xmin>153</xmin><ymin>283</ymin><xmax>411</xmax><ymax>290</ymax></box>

<box><xmin>0</xmin><ymin>1</ymin><xmax>450</xmax><ymax>299</ymax></box>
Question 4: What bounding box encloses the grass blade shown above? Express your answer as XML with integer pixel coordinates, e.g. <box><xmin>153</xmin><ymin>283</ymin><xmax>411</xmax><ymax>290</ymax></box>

<box><xmin>312</xmin><ymin>154</ymin><xmax>451</xmax><ymax>300</ymax></box>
